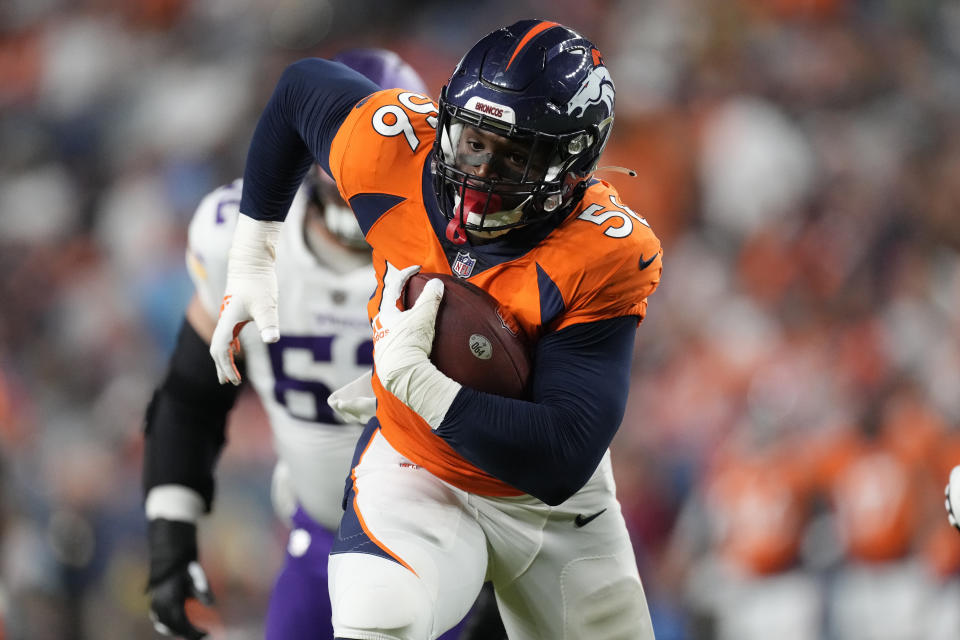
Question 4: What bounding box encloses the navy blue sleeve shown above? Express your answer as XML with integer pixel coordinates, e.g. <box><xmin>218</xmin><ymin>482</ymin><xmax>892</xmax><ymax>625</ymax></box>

<box><xmin>434</xmin><ymin>315</ymin><xmax>638</xmax><ymax>506</ymax></box>
<box><xmin>239</xmin><ymin>58</ymin><xmax>379</xmax><ymax>221</ymax></box>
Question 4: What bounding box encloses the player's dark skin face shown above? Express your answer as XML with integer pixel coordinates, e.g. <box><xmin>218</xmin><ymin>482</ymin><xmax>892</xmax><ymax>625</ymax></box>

<box><xmin>455</xmin><ymin>125</ymin><xmax>548</xmax><ymax>186</ymax></box>
<box><xmin>449</xmin><ymin>124</ymin><xmax>554</xmax><ymax>242</ymax></box>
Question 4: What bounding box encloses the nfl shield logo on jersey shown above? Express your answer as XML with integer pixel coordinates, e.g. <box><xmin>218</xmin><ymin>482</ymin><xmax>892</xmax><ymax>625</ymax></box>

<box><xmin>452</xmin><ymin>251</ymin><xmax>476</xmax><ymax>278</ymax></box>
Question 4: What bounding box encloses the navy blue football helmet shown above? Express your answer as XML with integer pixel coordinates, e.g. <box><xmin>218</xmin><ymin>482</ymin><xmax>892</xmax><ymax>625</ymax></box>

<box><xmin>433</xmin><ymin>20</ymin><xmax>616</xmax><ymax>241</ymax></box>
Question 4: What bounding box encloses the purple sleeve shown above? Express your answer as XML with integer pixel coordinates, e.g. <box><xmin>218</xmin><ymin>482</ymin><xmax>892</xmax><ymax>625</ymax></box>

<box><xmin>239</xmin><ymin>58</ymin><xmax>379</xmax><ymax>221</ymax></box>
<box><xmin>434</xmin><ymin>315</ymin><xmax>638</xmax><ymax>505</ymax></box>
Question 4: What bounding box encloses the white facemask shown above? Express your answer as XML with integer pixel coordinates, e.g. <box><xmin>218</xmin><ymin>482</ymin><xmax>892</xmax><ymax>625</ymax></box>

<box><xmin>322</xmin><ymin>202</ymin><xmax>367</xmax><ymax>250</ymax></box>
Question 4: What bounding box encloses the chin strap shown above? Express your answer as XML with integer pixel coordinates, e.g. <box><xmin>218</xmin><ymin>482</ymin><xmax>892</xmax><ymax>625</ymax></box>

<box><xmin>446</xmin><ymin>188</ymin><xmax>469</xmax><ymax>245</ymax></box>
<box><xmin>445</xmin><ymin>216</ymin><xmax>468</xmax><ymax>245</ymax></box>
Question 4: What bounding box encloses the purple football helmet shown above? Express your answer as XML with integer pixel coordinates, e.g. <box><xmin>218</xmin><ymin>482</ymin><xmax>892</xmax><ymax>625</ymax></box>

<box><xmin>433</xmin><ymin>20</ymin><xmax>616</xmax><ymax>239</ymax></box>
<box><xmin>332</xmin><ymin>47</ymin><xmax>428</xmax><ymax>95</ymax></box>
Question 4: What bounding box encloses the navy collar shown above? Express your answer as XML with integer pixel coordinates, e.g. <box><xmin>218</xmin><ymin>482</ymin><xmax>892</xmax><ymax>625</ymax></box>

<box><xmin>420</xmin><ymin>153</ymin><xmax>568</xmax><ymax>273</ymax></box>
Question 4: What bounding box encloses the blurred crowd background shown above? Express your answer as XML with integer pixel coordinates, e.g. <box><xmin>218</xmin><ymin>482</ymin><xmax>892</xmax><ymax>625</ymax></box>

<box><xmin>2</xmin><ymin>0</ymin><xmax>960</xmax><ymax>638</ymax></box>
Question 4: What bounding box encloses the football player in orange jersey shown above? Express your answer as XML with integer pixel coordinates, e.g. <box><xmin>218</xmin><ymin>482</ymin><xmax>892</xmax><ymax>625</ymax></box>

<box><xmin>662</xmin><ymin>410</ymin><xmax>824</xmax><ymax>640</ymax></box>
<box><xmin>210</xmin><ymin>20</ymin><xmax>662</xmax><ymax>640</ymax></box>
<box><xmin>822</xmin><ymin>399</ymin><xmax>959</xmax><ymax>640</ymax></box>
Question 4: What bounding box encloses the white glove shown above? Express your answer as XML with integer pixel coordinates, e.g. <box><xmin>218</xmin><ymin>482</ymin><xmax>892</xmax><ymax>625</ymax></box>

<box><xmin>328</xmin><ymin>370</ymin><xmax>377</xmax><ymax>424</ymax></box>
<box><xmin>946</xmin><ymin>465</ymin><xmax>960</xmax><ymax>532</ymax></box>
<box><xmin>210</xmin><ymin>215</ymin><xmax>283</xmax><ymax>385</ymax></box>
<box><xmin>372</xmin><ymin>264</ymin><xmax>461</xmax><ymax>429</ymax></box>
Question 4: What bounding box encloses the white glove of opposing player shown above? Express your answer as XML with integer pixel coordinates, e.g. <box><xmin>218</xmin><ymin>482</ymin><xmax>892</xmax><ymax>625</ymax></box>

<box><xmin>210</xmin><ymin>215</ymin><xmax>283</xmax><ymax>385</ymax></box>
<box><xmin>372</xmin><ymin>264</ymin><xmax>461</xmax><ymax>429</ymax></box>
<box><xmin>328</xmin><ymin>370</ymin><xmax>377</xmax><ymax>424</ymax></box>
<box><xmin>946</xmin><ymin>465</ymin><xmax>960</xmax><ymax>532</ymax></box>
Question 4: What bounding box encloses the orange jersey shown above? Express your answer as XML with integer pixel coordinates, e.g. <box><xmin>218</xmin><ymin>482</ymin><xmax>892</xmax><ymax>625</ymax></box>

<box><xmin>810</xmin><ymin>425</ymin><xmax>925</xmax><ymax>563</ymax></box>
<box><xmin>329</xmin><ymin>89</ymin><xmax>662</xmax><ymax>496</ymax></box>
<box><xmin>704</xmin><ymin>440</ymin><xmax>814</xmax><ymax>575</ymax></box>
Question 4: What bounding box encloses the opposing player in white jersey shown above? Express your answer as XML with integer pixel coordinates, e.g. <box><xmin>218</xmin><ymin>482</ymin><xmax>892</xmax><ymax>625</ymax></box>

<box><xmin>141</xmin><ymin>49</ymin><xmax>496</xmax><ymax>640</ymax></box>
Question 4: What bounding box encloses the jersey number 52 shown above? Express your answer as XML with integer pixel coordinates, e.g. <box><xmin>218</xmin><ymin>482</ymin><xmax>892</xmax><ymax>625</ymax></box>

<box><xmin>267</xmin><ymin>336</ymin><xmax>373</xmax><ymax>424</ymax></box>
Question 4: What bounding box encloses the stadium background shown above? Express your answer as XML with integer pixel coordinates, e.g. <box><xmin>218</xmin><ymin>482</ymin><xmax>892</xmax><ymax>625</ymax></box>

<box><xmin>2</xmin><ymin>0</ymin><xmax>960</xmax><ymax>638</ymax></box>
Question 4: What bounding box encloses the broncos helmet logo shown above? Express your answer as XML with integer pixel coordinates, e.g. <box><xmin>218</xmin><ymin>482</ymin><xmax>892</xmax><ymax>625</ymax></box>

<box><xmin>566</xmin><ymin>65</ymin><xmax>614</xmax><ymax>119</ymax></box>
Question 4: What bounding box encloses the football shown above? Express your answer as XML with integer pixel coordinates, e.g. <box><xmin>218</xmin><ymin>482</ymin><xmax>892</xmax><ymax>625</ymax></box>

<box><xmin>402</xmin><ymin>273</ymin><xmax>532</xmax><ymax>399</ymax></box>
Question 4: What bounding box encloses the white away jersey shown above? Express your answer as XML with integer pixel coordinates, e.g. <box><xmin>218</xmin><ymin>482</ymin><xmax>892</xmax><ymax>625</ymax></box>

<box><xmin>186</xmin><ymin>179</ymin><xmax>375</xmax><ymax>529</ymax></box>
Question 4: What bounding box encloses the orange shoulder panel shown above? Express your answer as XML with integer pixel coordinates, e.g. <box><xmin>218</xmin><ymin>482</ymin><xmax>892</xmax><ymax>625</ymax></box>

<box><xmin>329</xmin><ymin>88</ymin><xmax>438</xmax><ymax>204</ymax></box>
<box><xmin>531</xmin><ymin>180</ymin><xmax>663</xmax><ymax>332</ymax></box>
<box><xmin>328</xmin><ymin>87</ymin><xmax>450</xmax><ymax>312</ymax></box>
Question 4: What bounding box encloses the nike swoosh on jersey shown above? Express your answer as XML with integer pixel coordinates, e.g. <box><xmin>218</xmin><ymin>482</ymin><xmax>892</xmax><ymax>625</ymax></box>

<box><xmin>574</xmin><ymin>508</ymin><xmax>607</xmax><ymax>528</ymax></box>
<box><xmin>638</xmin><ymin>253</ymin><xmax>657</xmax><ymax>271</ymax></box>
